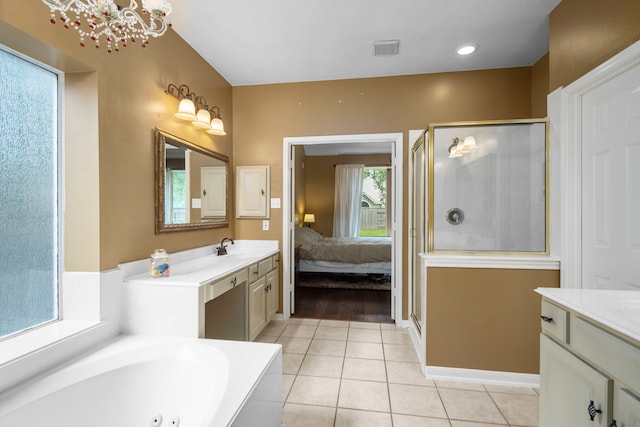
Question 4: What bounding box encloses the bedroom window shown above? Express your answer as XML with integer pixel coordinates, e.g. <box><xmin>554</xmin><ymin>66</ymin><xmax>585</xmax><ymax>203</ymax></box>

<box><xmin>360</xmin><ymin>167</ymin><xmax>389</xmax><ymax>237</ymax></box>
<box><xmin>0</xmin><ymin>47</ymin><xmax>60</xmax><ymax>339</ymax></box>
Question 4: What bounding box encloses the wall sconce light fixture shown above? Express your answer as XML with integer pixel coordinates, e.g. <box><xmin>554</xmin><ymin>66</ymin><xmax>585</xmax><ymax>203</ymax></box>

<box><xmin>448</xmin><ymin>136</ymin><xmax>477</xmax><ymax>158</ymax></box>
<box><xmin>165</xmin><ymin>83</ymin><xmax>226</xmax><ymax>136</ymax></box>
<box><xmin>42</xmin><ymin>0</ymin><xmax>173</xmax><ymax>53</ymax></box>
<box><xmin>303</xmin><ymin>213</ymin><xmax>316</xmax><ymax>227</ymax></box>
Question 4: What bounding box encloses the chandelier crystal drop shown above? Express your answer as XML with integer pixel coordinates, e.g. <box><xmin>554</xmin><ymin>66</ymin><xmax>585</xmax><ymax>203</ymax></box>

<box><xmin>42</xmin><ymin>0</ymin><xmax>173</xmax><ymax>53</ymax></box>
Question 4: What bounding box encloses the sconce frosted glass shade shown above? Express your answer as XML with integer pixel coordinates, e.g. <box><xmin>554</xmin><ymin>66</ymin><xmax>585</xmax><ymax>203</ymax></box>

<box><xmin>175</xmin><ymin>98</ymin><xmax>196</xmax><ymax>120</ymax></box>
<box><xmin>192</xmin><ymin>109</ymin><xmax>212</xmax><ymax>129</ymax></box>
<box><xmin>207</xmin><ymin>117</ymin><xmax>227</xmax><ymax>136</ymax></box>
<box><xmin>303</xmin><ymin>213</ymin><xmax>315</xmax><ymax>223</ymax></box>
<box><xmin>463</xmin><ymin>136</ymin><xmax>477</xmax><ymax>147</ymax></box>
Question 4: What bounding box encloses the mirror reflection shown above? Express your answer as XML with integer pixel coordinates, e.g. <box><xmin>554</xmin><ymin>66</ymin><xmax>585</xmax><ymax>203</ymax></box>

<box><xmin>155</xmin><ymin>128</ymin><xmax>229</xmax><ymax>233</ymax></box>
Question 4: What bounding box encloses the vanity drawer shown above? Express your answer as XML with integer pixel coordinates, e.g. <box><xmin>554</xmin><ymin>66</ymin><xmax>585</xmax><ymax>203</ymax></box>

<box><xmin>540</xmin><ymin>299</ymin><xmax>569</xmax><ymax>343</ymax></box>
<box><xmin>258</xmin><ymin>258</ymin><xmax>273</xmax><ymax>277</ymax></box>
<box><xmin>248</xmin><ymin>263</ymin><xmax>259</xmax><ymax>282</ymax></box>
<box><xmin>205</xmin><ymin>268</ymin><xmax>249</xmax><ymax>302</ymax></box>
<box><xmin>572</xmin><ymin>315</ymin><xmax>640</xmax><ymax>395</ymax></box>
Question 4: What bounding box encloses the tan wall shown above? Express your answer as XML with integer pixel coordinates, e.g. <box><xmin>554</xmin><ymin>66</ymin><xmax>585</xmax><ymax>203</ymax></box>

<box><xmin>549</xmin><ymin>0</ymin><xmax>640</xmax><ymax>90</ymax></box>
<box><xmin>426</xmin><ymin>268</ymin><xmax>560</xmax><ymax>374</ymax></box>
<box><xmin>304</xmin><ymin>154</ymin><xmax>391</xmax><ymax>237</ymax></box>
<box><xmin>233</xmin><ymin>68</ymin><xmax>534</xmax><ymax>317</ymax></box>
<box><xmin>0</xmin><ymin>0</ymin><xmax>234</xmax><ymax>270</ymax></box>
<box><xmin>531</xmin><ymin>53</ymin><xmax>549</xmax><ymax>118</ymax></box>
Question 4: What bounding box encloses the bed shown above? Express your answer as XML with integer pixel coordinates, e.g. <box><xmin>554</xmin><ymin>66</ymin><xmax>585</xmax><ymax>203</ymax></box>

<box><xmin>294</xmin><ymin>227</ymin><xmax>392</xmax><ymax>275</ymax></box>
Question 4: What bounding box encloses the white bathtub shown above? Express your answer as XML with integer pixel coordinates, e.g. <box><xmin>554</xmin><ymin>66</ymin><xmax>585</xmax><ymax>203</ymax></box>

<box><xmin>0</xmin><ymin>335</ymin><xmax>282</xmax><ymax>427</ymax></box>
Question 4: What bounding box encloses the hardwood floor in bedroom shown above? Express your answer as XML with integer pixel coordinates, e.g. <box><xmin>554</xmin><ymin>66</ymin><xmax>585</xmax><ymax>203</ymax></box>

<box><xmin>292</xmin><ymin>286</ymin><xmax>393</xmax><ymax>323</ymax></box>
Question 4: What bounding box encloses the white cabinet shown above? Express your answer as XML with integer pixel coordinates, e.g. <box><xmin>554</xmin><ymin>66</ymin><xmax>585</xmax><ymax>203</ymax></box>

<box><xmin>266</xmin><ymin>267</ymin><xmax>279</xmax><ymax>321</ymax></box>
<box><xmin>540</xmin><ymin>334</ymin><xmax>611</xmax><ymax>426</ymax></box>
<box><xmin>539</xmin><ymin>297</ymin><xmax>640</xmax><ymax>427</ymax></box>
<box><xmin>236</xmin><ymin>165</ymin><xmax>270</xmax><ymax>218</ymax></box>
<box><xmin>249</xmin><ymin>254</ymin><xmax>280</xmax><ymax>340</ymax></box>
<box><xmin>249</xmin><ymin>276</ymin><xmax>267</xmax><ymax>340</ymax></box>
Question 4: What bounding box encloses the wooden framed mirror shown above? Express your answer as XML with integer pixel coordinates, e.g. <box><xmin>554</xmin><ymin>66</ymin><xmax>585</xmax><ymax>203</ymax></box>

<box><xmin>155</xmin><ymin>128</ymin><xmax>229</xmax><ymax>233</ymax></box>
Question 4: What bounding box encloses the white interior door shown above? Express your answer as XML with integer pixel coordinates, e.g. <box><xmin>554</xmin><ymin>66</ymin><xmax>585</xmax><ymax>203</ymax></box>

<box><xmin>581</xmin><ymin>63</ymin><xmax>640</xmax><ymax>290</ymax></box>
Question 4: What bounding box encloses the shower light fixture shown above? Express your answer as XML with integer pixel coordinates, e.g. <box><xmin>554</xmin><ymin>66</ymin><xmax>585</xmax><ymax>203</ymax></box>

<box><xmin>448</xmin><ymin>136</ymin><xmax>477</xmax><ymax>158</ymax></box>
<box><xmin>165</xmin><ymin>83</ymin><xmax>227</xmax><ymax>136</ymax></box>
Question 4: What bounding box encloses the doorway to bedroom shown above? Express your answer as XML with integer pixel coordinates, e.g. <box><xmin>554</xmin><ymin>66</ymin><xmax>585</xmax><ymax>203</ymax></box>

<box><xmin>282</xmin><ymin>133</ymin><xmax>403</xmax><ymax>324</ymax></box>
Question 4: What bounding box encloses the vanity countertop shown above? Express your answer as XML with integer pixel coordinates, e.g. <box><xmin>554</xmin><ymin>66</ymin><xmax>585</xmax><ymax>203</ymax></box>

<box><xmin>536</xmin><ymin>288</ymin><xmax>640</xmax><ymax>344</ymax></box>
<box><xmin>125</xmin><ymin>240</ymin><xmax>279</xmax><ymax>287</ymax></box>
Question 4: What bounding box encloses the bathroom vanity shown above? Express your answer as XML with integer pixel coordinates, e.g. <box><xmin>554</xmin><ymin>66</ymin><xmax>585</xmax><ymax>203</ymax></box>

<box><xmin>122</xmin><ymin>240</ymin><xmax>279</xmax><ymax>341</ymax></box>
<box><xmin>536</xmin><ymin>288</ymin><xmax>640</xmax><ymax>427</ymax></box>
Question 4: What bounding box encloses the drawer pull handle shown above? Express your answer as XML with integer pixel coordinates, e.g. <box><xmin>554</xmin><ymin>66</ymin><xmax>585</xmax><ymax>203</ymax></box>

<box><xmin>253</xmin><ymin>270</ymin><xmax>259</xmax><ymax>275</ymax></box>
<box><xmin>610</xmin><ymin>420</ymin><xmax>617</xmax><ymax>427</ymax></box>
<box><xmin>588</xmin><ymin>400</ymin><xmax>602</xmax><ymax>421</ymax></box>
<box><xmin>231</xmin><ymin>277</ymin><xmax>237</xmax><ymax>287</ymax></box>
<box><xmin>540</xmin><ymin>315</ymin><xmax>554</xmax><ymax>323</ymax></box>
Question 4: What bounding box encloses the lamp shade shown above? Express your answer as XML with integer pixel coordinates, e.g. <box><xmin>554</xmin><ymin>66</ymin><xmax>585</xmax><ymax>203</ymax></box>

<box><xmin>175</xmin><ymin>98</ymin><xmax>196</xmax><ymax>120</ymax></box>
<box><xmin>207</xmin><ymin>117</ymin><xmax>227</xmax><ymax>136</ymax></box>
<box><xmin>192</xmin><ymin>109</ymin><xmax>212</xmax><ymax>129</ymax></box>
<box><xmin>303</xmin><ymin>213</ymin><xmax>315</xmax><ymax>223</ymax></box>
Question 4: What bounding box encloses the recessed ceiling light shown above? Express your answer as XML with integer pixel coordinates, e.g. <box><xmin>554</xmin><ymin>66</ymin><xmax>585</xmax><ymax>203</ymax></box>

<box><xmin>457</xmin><ymin>44</ymin><xmax>477</xmax><ymax>56</ymax></box>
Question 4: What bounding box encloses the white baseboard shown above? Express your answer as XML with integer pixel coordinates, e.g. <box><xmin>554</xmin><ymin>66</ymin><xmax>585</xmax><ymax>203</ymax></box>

<box><xmin>426</xmin><ymin>365</ymin><xmax>539</xmax><ymax>388</ymax></box>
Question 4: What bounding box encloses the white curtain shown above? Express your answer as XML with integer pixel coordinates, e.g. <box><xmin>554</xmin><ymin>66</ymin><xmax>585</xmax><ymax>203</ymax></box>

<box><xmin>333</xmin><ymin>164</ymin><xmax>364</xmax><ymax>237</ymax></box>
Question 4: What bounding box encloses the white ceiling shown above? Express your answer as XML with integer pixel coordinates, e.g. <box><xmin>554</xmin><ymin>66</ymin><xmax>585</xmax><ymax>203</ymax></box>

<box><xmin>170</xmin><ymin>0</ymin><xmax>561</xmax><ymax>87</ymax></box>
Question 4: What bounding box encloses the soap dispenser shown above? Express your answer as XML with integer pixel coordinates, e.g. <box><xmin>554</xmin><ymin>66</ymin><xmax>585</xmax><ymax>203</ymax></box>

<box><xmin>150</xmin><ymin>249</ymin><xmax>171</xmax><ymax>278</ymax></box>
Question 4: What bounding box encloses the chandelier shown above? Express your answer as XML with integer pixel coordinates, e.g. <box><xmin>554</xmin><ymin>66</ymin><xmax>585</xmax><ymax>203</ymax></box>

<box><xmin>42</xmin><ymin>0</ymin><xmax>173</xmax><ymax>52</ymax></box>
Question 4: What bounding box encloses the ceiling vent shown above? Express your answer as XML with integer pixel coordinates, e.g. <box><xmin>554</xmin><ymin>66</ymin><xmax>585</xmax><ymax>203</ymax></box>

<box><xmin>373</xmin><ymin>40</ymin><xmax>399</xmax><ymax>56</ymax></box>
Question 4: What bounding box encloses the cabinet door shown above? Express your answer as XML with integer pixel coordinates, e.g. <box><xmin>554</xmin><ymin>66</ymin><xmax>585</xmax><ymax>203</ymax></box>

<box><xmin>249</xmin><ymin>276</ymin><xmax>267</xmax><ymax>340</ymax></box>
<box><xmin>613</xmin><ymin>387</ymin><xmax>640</xmax><ymax>427</ymax></box>
<box><xmin>236</xmin><ymin>166</ymin><xmax>270</xmax><ymax>218</ymax></box>
<box><xmin>540</xmin><ymin>334</ymin><xmax>612</xmax><ymax>427</ymax></box>
<box><xmin>266</xmin><ymin>268</ymin><xmax>279</xmax><ymax>321</ymax></box>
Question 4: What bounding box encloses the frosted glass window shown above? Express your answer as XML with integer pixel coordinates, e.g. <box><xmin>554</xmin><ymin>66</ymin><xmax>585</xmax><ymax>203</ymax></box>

<box><xmin>429</xmin><ymin>121</ymin><xmax>547</xmax><ymax>253</ymax></box>
<box><xmin>0</xmin><ymin>48</ymin><xmax>59</xmax><ymax>338</ymax></box>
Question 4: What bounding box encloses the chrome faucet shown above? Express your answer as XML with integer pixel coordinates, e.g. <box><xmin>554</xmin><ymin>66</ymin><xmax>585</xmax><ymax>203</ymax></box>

<box><xmin>216</xmin><ymin>237</ymin><xmax>235</xmax><ymax>256</ymax></box>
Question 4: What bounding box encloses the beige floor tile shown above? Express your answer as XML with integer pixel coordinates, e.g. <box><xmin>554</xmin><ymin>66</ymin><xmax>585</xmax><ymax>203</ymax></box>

<box><xmin>388</xmin><ymin>383</ymin><xmax>447</xmax><ymax>418</ymax></box>
<box><xmin>348</xmin><ymin>328</ymin><xmax>382</xmax><ymax>343</ymax></box>
<box><xmin>392</xmin><ymin>414</ymin><xmax>452</xmax><ymax>427</ymax></box>
<box><xmin>383</xmin><ymin>343</ymin><xmax>419</xmax><ymax>362</ymax></box>
<box><xmin>436</xmin><ymin>380</ymin><xmax>485</xmax><ymax>391</ymax></box>
<box><xmin>379</xmin><ymin>322</ymin><xmax>397</xmax><ymax>329</ymax></box>
<box><xmin>288</xmin><ymin>318</ymin><xmax>321</xmax><ymax>326</ymax></box>
<box><xmin>345</xmin><ymin>341</ymin><xmax>384</xmax><ymax>360</ymax></box>
<box><xmin>277</xmin><ymin>336</ymin><xmax>312</xmax><ymax>354</ymax></box>
<box><xmin>449</xmin><ymin>421</ymin><xmax>507</xmax><ymax>427</ymax></box>
<box><xmin>350</xmin><ymin>321</ymin><xmax>381</xmax><ymax>330</ymax></box>
<box><xmin>253</xmin><ymin>334</ymin><xmax>278</xmax><ymax>343</ymax></box>
<box><xmin>282</xmin><ymin>353</ymin><xmax>305</xmax><ymax>375</ymax></box>
<box><xmin>299</xmin><ymin>354</ymin><xmax>344</xmax><ymax>378</ymax></box>
<box><xmin>319</xmin><ymin>319</ymin><xmax>350</xmax><ymax>328</ymax></box>
<box><xmin>281</xmin><ymin>324</ymin><xmax>318</xmax><ymax>338</ymax></box>
<box><xmin>483</xmin><ymin>383</ymin><xmax>538</xmax><ymax>395</ymax></box>
<box><xmin>335</xmin><ymin>408</ymin><xmax>392</xmax><ymax>427</ymax></box>
<box><xmin>490</xmin><ymin>392</ymin><xmax>539</xmax><ymax>426</ymax></box>
<box><xmin>288</xmin><ymin>375</ymin><xmax>341</xmax><ymax>407</ymax></box>
<box><xmin>338</xmin><ymin>379</ymin><xmax>390</xmax><ymax>412</ymax></box>
<box><xmin>315</xmin><ymin>326</ymin><xmax>349</xmax><ymax>341</ymax></box>
<box><xmin>308</xmin><ymin>339</ymin><xmax>347</xmax><ymax>357</ymax></box>
<box><xmin>381</xmin><ymin>328</ymin><xmax>413</xmax><ymax>345</ymax></box>
<box><xmin>342</xmin><ymin>357</ymin><xmax>387</xmax><ymax>382</ymax></box>
<box><xmin>282</xmin><ymin>373</ymin><xmax>296</xmax><ymax>402</ymax></box>
<box><xmin>439</xmin><ymin>388</ymin><xmax>507</xmax><ymax>425</ymax></box>
<box><xmin>386</xmin><ymin>361</ymin><xmax>434</xmax><ymax>386</ymax></box>
<box><xmin>283</xmin><ymin>403</ymin><xmax>336</xmax><ymax>427</ymax></box>
<box><xmin>261</xmin><ymin>321</ymin><xmax>288</xmax><ymax>336</ymax></box>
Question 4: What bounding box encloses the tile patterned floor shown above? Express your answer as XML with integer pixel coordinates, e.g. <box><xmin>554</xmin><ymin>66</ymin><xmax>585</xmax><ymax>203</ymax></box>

<box><xmin>255</xmin><ymin>318</ymin><xmax>539</xmax><ymax>427</ymax></box>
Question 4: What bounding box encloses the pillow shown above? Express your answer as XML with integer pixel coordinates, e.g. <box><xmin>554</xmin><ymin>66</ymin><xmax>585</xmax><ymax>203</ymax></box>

<box><xmin>295</xmin><ymin>227</ymin><xmax>323</xmax><ymax>248</ymax></box>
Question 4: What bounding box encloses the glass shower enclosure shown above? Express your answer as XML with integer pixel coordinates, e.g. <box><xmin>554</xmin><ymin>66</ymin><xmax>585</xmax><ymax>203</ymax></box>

<box><xmin>427</xmin><ymin>119</ymin><xmax>549</xmax><ymax>254</ymax></box>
